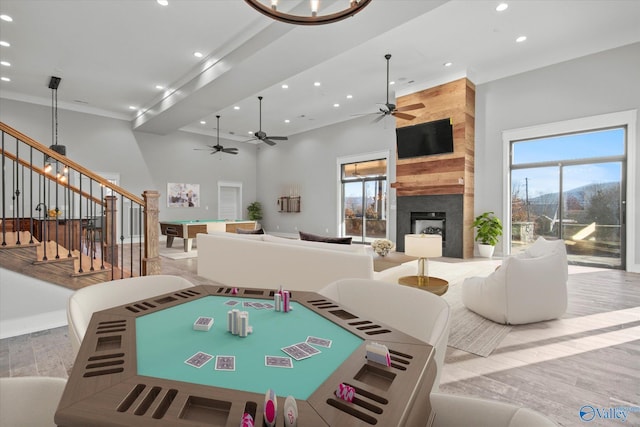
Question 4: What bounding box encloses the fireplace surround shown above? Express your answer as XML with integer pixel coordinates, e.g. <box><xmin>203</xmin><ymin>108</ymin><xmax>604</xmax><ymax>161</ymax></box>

<box><xmin>397</xmin><ymin>195</ymin><xmax>464</xmax><ymax>258</ymax></box>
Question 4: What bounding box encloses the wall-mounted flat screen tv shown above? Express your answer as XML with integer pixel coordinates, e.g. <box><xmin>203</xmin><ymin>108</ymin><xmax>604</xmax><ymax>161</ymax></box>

<box><xmin>396</xmin><ymin>118</ymin><xmax>454</xmax><ymax>159</ymax></box>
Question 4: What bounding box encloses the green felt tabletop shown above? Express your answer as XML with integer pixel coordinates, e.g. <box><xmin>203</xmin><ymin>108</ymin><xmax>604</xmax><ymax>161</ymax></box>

<box><xmin>136</xmin><ymin>296</ymin><xmax>363</xmax><ymax>399</ymax></box>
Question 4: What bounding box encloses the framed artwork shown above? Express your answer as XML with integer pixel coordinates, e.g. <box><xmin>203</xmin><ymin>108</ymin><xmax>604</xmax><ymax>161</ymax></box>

<box><xmin>167</xmin><ymin>183</ymin><xmax>200</xmax><ymax>208</ymax></box>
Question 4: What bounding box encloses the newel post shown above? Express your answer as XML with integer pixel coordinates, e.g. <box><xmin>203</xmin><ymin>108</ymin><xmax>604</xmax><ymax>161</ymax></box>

<box><xmin>143</xmin><ymin>190</ymin><xmax>161</xmax><ymax>275</ymax></box>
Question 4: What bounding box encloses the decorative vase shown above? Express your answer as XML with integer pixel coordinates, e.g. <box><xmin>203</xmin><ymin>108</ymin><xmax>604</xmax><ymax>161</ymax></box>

<box><xmin>478</xmin><ymin>244</ymin><xmax>495</xmax><ymax>258</ymax></box>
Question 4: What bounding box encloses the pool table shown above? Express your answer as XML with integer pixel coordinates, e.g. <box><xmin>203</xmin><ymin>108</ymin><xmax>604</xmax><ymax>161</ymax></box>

<box><xmin>160</xmin><ymin>220</ymin><xmax>256</xmax><ymax>252</ymax></box>
<box><xmin>55</xmin><ymin>285</ymin><xmax>436</xmax><ymax>427</ymax></box>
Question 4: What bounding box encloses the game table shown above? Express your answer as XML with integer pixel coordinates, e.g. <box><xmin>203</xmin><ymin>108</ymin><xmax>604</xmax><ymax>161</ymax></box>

<box><xmin>159</xmin><ymin>220</ymin><xmax>256</xmax><ymax>251</ymax></box>
<box><xmin>55</xmin><ymin>285</ymin><xmax>436</xmax><ymax>427</ymax></box>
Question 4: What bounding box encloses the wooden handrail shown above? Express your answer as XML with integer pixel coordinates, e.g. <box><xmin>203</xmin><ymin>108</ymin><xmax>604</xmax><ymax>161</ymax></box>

<box><xmin>0</xmin><ymin>149</ymin><xmax>103</xmax><ymax>205</ymax></box>
<box><xmin>1</xmin><ymin>121</ymin><xmax>144</xmax><ymax>205</ymax></box>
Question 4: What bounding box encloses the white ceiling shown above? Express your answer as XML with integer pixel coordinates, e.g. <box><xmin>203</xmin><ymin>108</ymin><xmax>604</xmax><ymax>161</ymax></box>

<box><xmin>1</xmin><ymin>0</ymin><xmax>639</xmax><ymax>143</ymax></box>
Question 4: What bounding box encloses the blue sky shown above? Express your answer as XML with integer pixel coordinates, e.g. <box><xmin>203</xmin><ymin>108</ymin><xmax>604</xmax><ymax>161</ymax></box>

<box><xmin>512</xmin><ymin>128</ymin><xmax>624</xmax><ymax>195</ymax></box>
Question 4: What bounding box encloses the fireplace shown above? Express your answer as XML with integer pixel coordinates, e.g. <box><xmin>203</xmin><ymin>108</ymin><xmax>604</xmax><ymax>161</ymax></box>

<box><xmin>411</xmin><ymin>212</ymin><xmax>446</xmax><ymax>247</ymax></box>
<box><xmin>397</xmin><ymin>195</ymin><xmax>464</xmax><ymax>258</ymax></box>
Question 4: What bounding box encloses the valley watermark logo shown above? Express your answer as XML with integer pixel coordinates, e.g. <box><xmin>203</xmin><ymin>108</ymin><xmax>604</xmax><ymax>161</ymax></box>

<box><xmin>579</xmin><ymin>405</ymin><xmax>640</xmax><ymax>422</ymax></box>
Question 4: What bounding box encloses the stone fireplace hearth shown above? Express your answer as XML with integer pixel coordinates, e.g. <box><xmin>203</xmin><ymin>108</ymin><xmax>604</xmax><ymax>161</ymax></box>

<box><xmin>397</xmin><ymin>195</ymin><xmax>464</xmax><ymax>258</ymax></box>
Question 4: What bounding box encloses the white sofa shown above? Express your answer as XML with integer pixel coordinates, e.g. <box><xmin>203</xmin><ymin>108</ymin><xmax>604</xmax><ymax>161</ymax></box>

<box><xmin>461</xmin><ymin>237</ymin><xmax>568</xmax><ymax>325</ymax></box>
<box><xmin>197</xmin><ymin>232</ymin><xmax>389</xmax><ymax>291</ymax></box>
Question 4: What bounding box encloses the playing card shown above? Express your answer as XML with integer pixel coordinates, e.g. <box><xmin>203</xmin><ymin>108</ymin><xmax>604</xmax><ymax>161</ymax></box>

<box><xmin>282</xmin><ymin>345</ymin><xmax>311</xmax><ymax>361</ymax></box>
<box><xmin>251</xmin><ymin>302</ymin><xmax>265</xmax><ymax>309</ymax></box>
<box><xmin>265</xmin><ymin>355</ymin><xmax>293</xmax><ymax>368</ymax></box>
<box><xmin>195</xmin><ymin>317</ymin><xmax>212</xmax><ymax>325</ymax></box>
<box><xmin>225</xmin><ymin>300</ymin><xmax>240</xmax><ymax>306</ymax></box>
<box><xmin>295</xmin><ymin>342</ymin><xmax>321</xmax><ymax>356</ymax></box>
<box><xmin>243</xmin><ymin>301</ymin><xmax>253</xmax><ymax>308</ymax></box>
<box><xmin>263</xmin><ymin>303</ymin><xmax>274</xmax><ymax>309</ymax></box>
<box><xmin>185</xmin><ymin>351</ymin><xmax>213</xmax><ymax>368</ymax></box>
<box><xmin>215</xmin><ymin>355</ymin><xmax>236</xmax><ymax>371</ymax></box>
<box><xmin>306</xmin><ymin>336</ymin><xmax>332</xmax><ymax>348</ymax></box>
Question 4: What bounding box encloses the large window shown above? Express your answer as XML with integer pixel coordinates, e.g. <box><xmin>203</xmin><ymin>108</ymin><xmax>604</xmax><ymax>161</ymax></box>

<box><xmin>510</xmin><ymin>128</ymin><xmax>626</xmax><ymax>268</ymax></box>
<box><xmin>341</xmin><ymin>159</ymin><xmax>387</xmax><ymax>244</ymax></box>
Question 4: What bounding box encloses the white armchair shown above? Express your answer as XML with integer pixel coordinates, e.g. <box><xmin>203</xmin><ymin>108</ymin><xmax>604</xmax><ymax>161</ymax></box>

<box><xmin>67</xmin><ymin>274</ymin><xmax>195</xmax><ymax>355</ymax></box>
<box><xmin>319</xmin><ymin>278</ymin><xmax>451</xmax><ymax>391</ymax></box>
<box><xmin>462</xmin><ymin>237</ymin><xmax>568</xmax><ymax>325</ymax></box>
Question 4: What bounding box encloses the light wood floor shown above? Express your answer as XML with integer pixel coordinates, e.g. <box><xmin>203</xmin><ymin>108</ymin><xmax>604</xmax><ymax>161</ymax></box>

<box><xmin>1</xmin><ymin>254</ymin><xmax>638</xmax><ymax>427</ymax></box>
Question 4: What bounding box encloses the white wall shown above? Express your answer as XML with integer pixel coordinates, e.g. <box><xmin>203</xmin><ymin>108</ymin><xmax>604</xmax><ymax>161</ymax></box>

<box><xmin>0</xmin><ymin>98</ymin><xmax>258</xmax><ymax>222</ymax></box>
<box><xmin>475</xmin><ymin>42</ymin><xmax>640</xmax><ymax>271</ymax></box>
<box><xmin>256</xmin><ymin>115</ymin><xmax>397</xmax><ymax>241</ymax></box>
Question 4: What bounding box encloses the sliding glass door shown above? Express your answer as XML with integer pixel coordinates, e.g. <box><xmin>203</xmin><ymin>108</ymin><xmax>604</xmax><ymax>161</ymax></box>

<box><xmin>341</xmin><ymin>159</ymin><xmax>387</xmax><ymax>244</ymax></box>
<box><xmin>510</xmin><ymin>128</ymin><xmax>626</xmax><ymax>268</ymax></box>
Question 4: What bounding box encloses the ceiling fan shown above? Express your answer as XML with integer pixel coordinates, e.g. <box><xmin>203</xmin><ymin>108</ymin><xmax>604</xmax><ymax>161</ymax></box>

<box><xmin>369</xmin><ymin>53</ymin><xmax>425</xmax><ymax>123</ymax></box>
<box><xmin>246</xmin><ymin>96</ymin><xmax>288</xmax><ymax>146</ymax></box>
<box><xmin>194</xmin><ymin>115</ymin><xmax>238</xmax><ymax>155</ymax></box>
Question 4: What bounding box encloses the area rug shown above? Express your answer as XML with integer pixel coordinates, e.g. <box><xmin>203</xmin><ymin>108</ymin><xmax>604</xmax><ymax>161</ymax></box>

<box><xmin>158</xmin><ymin>246</ymin><xmax>198</xmax><ymax>260</ymax></box>
<box><xmin>425</xmin><ymin>259</ymin><xmax>511</xmax><ymax>357</ymax></box>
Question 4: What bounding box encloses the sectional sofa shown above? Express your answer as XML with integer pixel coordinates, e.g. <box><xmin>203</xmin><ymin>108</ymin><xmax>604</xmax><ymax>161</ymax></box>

<box><xmin>196</xmin><ymin>232</ymin><xmax>406</xmax><ymax>291</ymax></box>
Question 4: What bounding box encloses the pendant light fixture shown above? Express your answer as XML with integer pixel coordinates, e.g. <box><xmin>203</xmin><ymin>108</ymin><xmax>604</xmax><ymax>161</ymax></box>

<box><xmin>46</xmin><ymin>75</ymin><xmax>68</xmax><ymax>182</ymax></box>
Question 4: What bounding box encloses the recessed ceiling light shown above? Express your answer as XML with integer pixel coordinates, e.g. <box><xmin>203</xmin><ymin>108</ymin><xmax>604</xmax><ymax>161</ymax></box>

<box><xmin>314</xmin><ymin>82</ymin><xmax>321</xmax><ymax>87</ymax></box>
<box><xmin>155</xmin><ymin>84</ymin><xmax>164</xmax><ymax>90</ymax></box>
<box><xmin>0</xmin><ymin>41</ymin><xmax>10</xmax><ymax>47</ymax></box>
<box><xmin>389</xmin><ymin>81</ymin><xmax>395</xmax><ymax>85</ymax></box>
<box><xmin>193</xmin><ymin>51</ymin><xmax>203</xmax><ymax>58</ymax></box>
<box><xmin>444</xmin><ymin>62</ymin><xmax>453</xmax><ymax>67</ymax></box>
<box><xmin>0</xmin><ymin>61</ymin><xmax>10</xmax><ymax>67</ymax></box>
<box><xmin>157</xmin><ymin>0</ymin><xmax>169</xmax><ymax>5</ymax></box>
<box><xmin>200</xmin><ymin>121</ymin><xmax>206</xmax><ymax>125</ymax></box>
<box><xmin>516</xmin><ymin>35</ymin><xmax>527</xmax><ymax>43</ymax></box>
<box><xmin>128</xmin><ymin>106</ymin><xmax>137</xmax><ymax>110</ymax></box>
<box><xmin>248</xmin><ymin>131</ymin><xmax>254</xmax><ymax>135</ymax></box>
<box><xmin>346</xmin><ymin>94</ymin><xmax>353</xmax><ymax>99</ymax></box>
<box><xmin>333</xmin><ymin>103</ymin><xmax>340</xmax><ymax>108</ymax></box>
<box><xmin>1</xmin><ymin>76</ymin><xmax>10</xmax><ymax>82</ymax></box>
<box><xmin>281</xmin><ymin>84</ymin><xmax>289</xmax><ymax>89</ymax></box>
<box><xmin>0</xmin><ymin>14</ymin><xmax>13</xmax><ymax>22</ymax></box>
<box><xmin>284</xmin><ymin>119</ymin><xmax>290</xmax><ymax>123</ymax></box>
<box><xmin>233</xmin><ymin>106</ymin><xmax>240</xmax><ymax>110</ymax></box>
<box><xmin>496</xmin><ymin>3</ymin><xmax>508</xmax><ymax>12</ymax></box>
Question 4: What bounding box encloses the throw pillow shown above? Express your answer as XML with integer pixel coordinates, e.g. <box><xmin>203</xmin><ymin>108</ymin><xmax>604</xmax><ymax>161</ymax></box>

<box><xmin>237</xmin><ymin>228</ymin><xmax>265</xmax><ymax>235</ymax></box>
<box><xmin>299</xmin><ymin>231</ymin><xmax>352</xmax><ymax>245</ymax></box>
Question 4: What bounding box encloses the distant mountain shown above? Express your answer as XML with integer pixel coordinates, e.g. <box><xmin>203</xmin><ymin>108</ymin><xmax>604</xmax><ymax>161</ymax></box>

<box><xmin>528</xmin><ymin>182</ymin><xmax>619</xmax><ymax>207</ymax></box>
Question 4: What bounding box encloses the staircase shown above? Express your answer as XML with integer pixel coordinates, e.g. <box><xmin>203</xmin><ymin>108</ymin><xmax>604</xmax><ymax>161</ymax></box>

<box><xmin>1</xmin><ymin>122</ymin><xmax>161</xmax><ymax>290</ymax></box>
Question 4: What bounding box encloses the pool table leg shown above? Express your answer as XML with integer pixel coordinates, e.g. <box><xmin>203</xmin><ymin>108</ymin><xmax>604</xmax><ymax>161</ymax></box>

<box><xmin>166</xmin><ymin>236</ymin><xmax>174</xmax><ymax>248</ymax></box>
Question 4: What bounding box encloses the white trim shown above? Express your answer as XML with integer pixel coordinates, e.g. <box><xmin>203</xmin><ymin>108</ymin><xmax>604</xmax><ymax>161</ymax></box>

<box><xmin>217</xmin><ymin>181</ymin><xmax>243</xmax><ymax>220</ymax></box>
<box><xmin>336</xmin><ymin>150</ymin><xmax>391</xmax><ymax>239</ymax></box>
<box><xmin>502</xmin><ymin>109</ymin><xmax>637</xmax><ymax>272</ymax></box>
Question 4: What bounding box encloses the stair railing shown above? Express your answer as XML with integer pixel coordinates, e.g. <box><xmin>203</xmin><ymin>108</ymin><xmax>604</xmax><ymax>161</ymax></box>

<box><xmin>1</xmin><ymin>121</ymin><xmax>161</xmax><ymax>279</ymax></box>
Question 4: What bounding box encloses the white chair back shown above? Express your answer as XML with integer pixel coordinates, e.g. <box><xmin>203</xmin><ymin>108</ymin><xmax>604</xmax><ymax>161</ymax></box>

<box><xmin>0</xmin><ymin>377</ymin><xmax>67</xmax><ymax>427</ymax></box>
<box><xmin>319</xmin><ymin>278</ymin><xmax>451</xmax><ymax>391</ymax></box>
<box><xmin>67</xmin><ymin>275</ymin><xmax>195</xmax><ymax>355</ymax></box>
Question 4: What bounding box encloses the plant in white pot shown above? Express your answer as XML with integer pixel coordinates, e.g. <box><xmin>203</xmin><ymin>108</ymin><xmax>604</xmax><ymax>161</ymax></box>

<box><xmin>247</xmin><ymin>202</ymin><xmax>263</xmax><ymax>228</ymax></box>
<box><xmin>472</xmin><ymin>211</ymin><xmax>503</xmax><ymax>258</ymax></box>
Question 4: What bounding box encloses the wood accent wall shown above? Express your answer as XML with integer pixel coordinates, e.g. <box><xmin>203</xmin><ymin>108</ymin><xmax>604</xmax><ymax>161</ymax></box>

<box><xmin>392</xmin><ymin>77</ymin><xmax>476</xmax><ymax>258</ymax></box>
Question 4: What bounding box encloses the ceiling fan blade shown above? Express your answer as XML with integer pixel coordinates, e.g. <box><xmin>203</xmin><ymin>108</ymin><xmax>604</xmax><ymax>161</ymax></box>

<box><xmin>393</xmin><ymin>112</ymin><xmax>417</xmax><ymax>120</ymax></box>
<box><xmin>372</xmin><ymin>114</ymin><xmax>386</xmax><ymax>124</ymax></box>
<box><xmin>222</xmin><ymin>148</ymin><xmax>238</xmax><ymax>154</ymax></box>
<box><xmin>395</xmin><ymin>102</ymin><xmax>425</xmax><ymax>112</ymax></box>
<box><xmin>263</xmin><ymin>138</ymin><xmax>277</xmax><ymax>146</ymax></box>
<box><xmin>267</xmin><ymin>136</ymin><xmax>288</xmax><ymax>141</ymax></box>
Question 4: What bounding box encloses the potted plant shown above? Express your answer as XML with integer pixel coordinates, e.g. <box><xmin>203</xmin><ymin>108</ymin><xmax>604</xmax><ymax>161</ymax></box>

<box><xmin>472</xmin><ymin>211</ymin><xmax>503</xmax><ymax>258</ymax></box>
<box><xmin>247</xmin><ymin>201</ymin><xmax>263</xmax><ymax>221</ymax></box>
